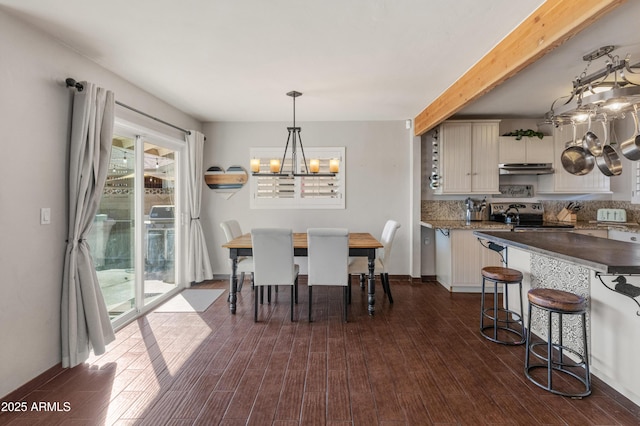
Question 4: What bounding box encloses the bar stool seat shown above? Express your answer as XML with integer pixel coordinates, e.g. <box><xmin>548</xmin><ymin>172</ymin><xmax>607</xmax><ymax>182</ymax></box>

<box><xmin>480</xmin><ymin>266</ymin><xmax>525</xmax><ymax>345</ymax></box>
<box><xmin>525</xmin><ymin>288</ymin><xmax>591</xmax><ymax>398</ymax></box>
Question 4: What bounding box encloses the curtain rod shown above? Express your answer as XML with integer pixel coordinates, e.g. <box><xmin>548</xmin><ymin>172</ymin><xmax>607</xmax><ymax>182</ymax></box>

<box><xmin>65</xmin><ymin>78</ymin><xmax>192</xmax><ymax>136</ymax></box>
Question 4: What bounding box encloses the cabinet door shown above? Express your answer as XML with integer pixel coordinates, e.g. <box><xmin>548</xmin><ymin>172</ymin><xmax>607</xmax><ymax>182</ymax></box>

<box><xmin>440</xmin><ymin>122</ymin><xmax>472</xmax><ymax>193</ymax></box>
<box><xmin>498</xmin><ymin>136</ymin><xmax>526</xmax><ymax>164</ymax></box>
<box><xmin>608</xmin><ymin>229</ymin><xmax>640</xmax><ymax>243</ymax></box>
<box><xmin>450</xmin><ymin>230</ymin><xmax>502</xmax><ymax>288</ymax></box>
<box><xmin>499</xmin><ymin>136</ymin><xmax>554</xmax><ymax>164</ymax></box>
<box><xmin>525</xmin><ymin>136</ymin><xmax>554</xmax><ymax>164</ymax></box>
<box><xmin>450</xmin><ymin>230</ymin><xmax>482</xmax><ymax>287</ymax></box>
<box><xmin>471</xmin><ymin>122</ymin><xmax>499</xmax><ymax>193</ymax></box>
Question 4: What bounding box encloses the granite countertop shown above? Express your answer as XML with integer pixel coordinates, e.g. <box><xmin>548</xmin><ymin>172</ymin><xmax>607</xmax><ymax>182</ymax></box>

<box><xmin>420</xmin><ymin>219</ymin><xmax>640</xmax><ymax>233</ymax></box>
<box><xmin>473</xmin><ymin>230</ymin><xmax>640</xmax><ymax>274</ymax></box>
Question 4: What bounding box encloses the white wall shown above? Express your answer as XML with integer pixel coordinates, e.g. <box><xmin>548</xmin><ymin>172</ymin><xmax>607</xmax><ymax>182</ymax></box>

<box><xmin>201</xmin><ymin>121</ymin><xmax>413</xmax><ymax>277</ymax></box>
<box><xmin>0</xmin><ymin>10</ymin><xmax>201</xmax><ymax>398</ymax></box>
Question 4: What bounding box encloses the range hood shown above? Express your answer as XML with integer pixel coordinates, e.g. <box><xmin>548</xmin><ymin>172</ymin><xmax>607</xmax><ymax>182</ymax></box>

<box><xmin>499</xmin><ymin>163</ymin><xmax>554</xmax><ymax>175</ymax></box>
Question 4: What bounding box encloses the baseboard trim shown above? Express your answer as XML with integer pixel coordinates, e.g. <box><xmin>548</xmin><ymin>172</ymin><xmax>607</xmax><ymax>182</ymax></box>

<box><xmin>1</xmin><ymin>363</ymin><xmax>64</xmax><ymax>401</ymax></box>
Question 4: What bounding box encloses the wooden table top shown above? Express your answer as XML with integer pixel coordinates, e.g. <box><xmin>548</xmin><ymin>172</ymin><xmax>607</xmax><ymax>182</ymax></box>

<box><xmin>222</xmin><ymin>232</ymin><xmax>383</xmax><ymax>249</ymax></box>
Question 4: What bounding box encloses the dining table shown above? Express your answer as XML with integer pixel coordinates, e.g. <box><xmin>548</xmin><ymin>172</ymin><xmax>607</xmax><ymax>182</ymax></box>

<box><xmin>222</xmin><ymin>232</ymin><xmax>383</xmax><ymax>315</ymax></box>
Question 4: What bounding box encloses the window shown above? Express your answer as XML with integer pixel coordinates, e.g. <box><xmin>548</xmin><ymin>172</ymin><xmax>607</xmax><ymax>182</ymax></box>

<box><xmin>249</xmin><ymin>147</ymin><xmax>345</xmax><ymax>209</ymax></box>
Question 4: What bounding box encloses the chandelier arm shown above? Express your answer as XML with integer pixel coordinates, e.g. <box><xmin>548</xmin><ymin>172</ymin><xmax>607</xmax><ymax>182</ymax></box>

<box><xmin>296</xmin><ymin>129</ymin><xmax>309</xmax><ymax>174</ymax></box>
<box><xmin>280</xmin><ymin>129</ymin><xmax>293</xmax><ymax>174</ymax></box>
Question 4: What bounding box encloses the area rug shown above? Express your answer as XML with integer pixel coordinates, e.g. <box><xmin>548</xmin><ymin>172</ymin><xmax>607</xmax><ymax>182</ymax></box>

<box><xmin>154</xmin><ymin>289</ymin><xmax>225</xmax><ymax>313</ymax></box>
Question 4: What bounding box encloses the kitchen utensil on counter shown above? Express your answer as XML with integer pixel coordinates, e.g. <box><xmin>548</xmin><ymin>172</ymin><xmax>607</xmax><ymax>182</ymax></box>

<box><xmin>583</xmin><ymin>115</ymin><xmax>603</xmax><ymax>157</ymax></box>
<box><xmin>595</xmin><ymin>120</ymin><xmax>623</xmax><ymax>176</ymax></box>
<box><xmin>620</xmin><ymin>106</ymin><xmax>640</xmax><ymax>160</ymax></box>
<box><xmin>561</xmin><ymin>123</ymin><xmax>595</xmax><ymax>175</ymax></box>
<box><xmin>465</xmin><ymin>197</ymin><xmax>486</xmax><ymax>222</ymax></box>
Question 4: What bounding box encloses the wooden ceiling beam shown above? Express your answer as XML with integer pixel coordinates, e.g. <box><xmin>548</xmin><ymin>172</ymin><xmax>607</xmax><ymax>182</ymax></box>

<box><xmin>413</xmin><ymin>0</ymin><xmax>626</xmax><ymax>136</ymax></box>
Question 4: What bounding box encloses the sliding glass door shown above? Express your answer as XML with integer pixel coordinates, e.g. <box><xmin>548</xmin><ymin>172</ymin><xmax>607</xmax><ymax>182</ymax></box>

<box><xmin>88</xmin><ymin>122</ymin><xmax>185</xmax><ymax>326</ymax></box>
<box><xmin>142</xmin><ymin>141</ymin><xmax>178</xmax><ymax>306</ymax></box>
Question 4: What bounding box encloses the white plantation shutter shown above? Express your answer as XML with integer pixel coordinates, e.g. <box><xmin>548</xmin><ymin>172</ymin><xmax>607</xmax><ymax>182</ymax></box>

<box><xmin>249</xmin><ymin>147</ymin><xmax>345</xmax><ymax>209</ymax></box>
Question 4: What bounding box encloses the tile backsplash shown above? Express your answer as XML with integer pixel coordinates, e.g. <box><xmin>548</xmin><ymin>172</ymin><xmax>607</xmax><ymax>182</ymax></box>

<box><xmin>422</xmin><ymin>200</ymin><xmax>640</xmax><ymax>223</ymax></box>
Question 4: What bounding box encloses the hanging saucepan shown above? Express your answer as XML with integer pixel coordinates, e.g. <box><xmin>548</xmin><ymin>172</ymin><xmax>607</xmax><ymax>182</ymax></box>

<box><xmin>595</xmin><ymin>119</ymin><xmax>623</xmax><ymax>176</ymax></box>
<box><xmin>620</xmin><ymin>106</ymin><xmax>640</xmax><ymax>161</ymax></box>
<box><xmin>561</xmin><ymin>123</ymin><xmax>595</xmax><ymax>175</ymax></box>
<box><xmin>583</xmin><ymin>115</ymin><xmax>603</xmax><ymax>157</ymax></box>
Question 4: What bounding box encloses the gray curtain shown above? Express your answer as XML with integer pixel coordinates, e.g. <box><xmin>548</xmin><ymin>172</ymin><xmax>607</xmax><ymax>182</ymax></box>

<box><xmin>61</xmin><ymin>81</ymin><xmax>116</xmax><ymax>368</ymax></box>
<box><xmin>186</xmin><ymin>130</ymin><xmax>213</xmax><ymax>284</ymax></box>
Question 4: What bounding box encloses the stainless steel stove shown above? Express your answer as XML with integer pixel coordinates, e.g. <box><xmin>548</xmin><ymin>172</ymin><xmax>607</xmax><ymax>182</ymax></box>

<box><xmin>489</xmin><ymin>202</ymin><xmax>574</xmax><ymax>230</ymax></box>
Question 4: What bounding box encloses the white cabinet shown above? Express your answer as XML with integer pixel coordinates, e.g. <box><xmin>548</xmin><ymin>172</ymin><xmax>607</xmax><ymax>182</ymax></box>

<box><xmin>537</xmin><ymin>123</ymin><xmax>610</xmax><ymax>193</ymax></box>
<box><xmin>608</xmin><ymin>229</ymin><xmax>640</xmax><ymax>243</ymax></box>
<box><xmin>435</xmin><ymin>120</ymin><xmax>500</xmax><ymax>195</ymax></box>
<box><xmin>435</xmin><ymin>229</ymin><xmax>502</xmax><ymax>292</ymax></box>
<box><xmin>498</xmin><ymin>136</ymin><xmax>554</xmax><ymax>164</ymax></box>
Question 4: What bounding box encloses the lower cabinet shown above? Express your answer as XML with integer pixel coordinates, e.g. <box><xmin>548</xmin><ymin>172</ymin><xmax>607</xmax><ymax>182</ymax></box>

<box><xmin>435</xmin><ymin>229</ymin><xmax>502</xmax><ymax>292</ymax></box>
<box><xmin>608</xmin><ymin>229</ymin><xmax>640</xmax><ymax>243</ymax></box>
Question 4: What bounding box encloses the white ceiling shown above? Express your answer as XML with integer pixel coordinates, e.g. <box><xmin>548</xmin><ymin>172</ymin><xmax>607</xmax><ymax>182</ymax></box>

<box><xmin>1</xmin><ymin>1</ymin><xmax>639</xmax><ymax>124</ymax></box>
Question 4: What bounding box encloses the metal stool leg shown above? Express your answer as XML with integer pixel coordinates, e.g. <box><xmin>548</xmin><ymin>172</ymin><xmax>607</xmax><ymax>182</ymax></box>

<box><xmin>525</xmin><ymin>302</ymin><xmax>591</xmax><ymax>398</ymax></box>
<box><xmin>481</xmin><ymin>275</ymin><xmax>525</xmax><ymax>345</ymax></box>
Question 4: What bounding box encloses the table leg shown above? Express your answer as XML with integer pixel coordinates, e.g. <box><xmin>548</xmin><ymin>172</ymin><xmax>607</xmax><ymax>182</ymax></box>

<box><xmin>368</xmin><ymin>252</ymin><xmax>375</xmax><ymax>315</ymax></box>
<box><xmin>230</xmin><ymin>256</ymin><xmax>238</xmax><ymax>314</ymax></box>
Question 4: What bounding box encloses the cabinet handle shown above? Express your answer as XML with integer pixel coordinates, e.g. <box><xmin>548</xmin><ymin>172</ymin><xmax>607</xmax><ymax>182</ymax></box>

<box><xmin>631</xmin><ymin>236</ymin><xmax>637</xmax><ymax>242</ymax></box>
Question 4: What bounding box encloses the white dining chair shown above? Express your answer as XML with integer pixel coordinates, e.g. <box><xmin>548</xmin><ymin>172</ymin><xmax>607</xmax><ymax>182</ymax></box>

<box><xmin>251</xmin><ymin>228</ymin><xmax>299</xmax><ymax>322</ymax></box>
<box><xmin>220</xmin><ymin>220</ymin><xmax>253</xmax><ymax>292</ymax></box>
<box><xmin>307</xmin><ymin>228</ymin><xmax>350</xmax><ymax>322</ymax></box>
<box><xmin>349</xmin><ymin>220</ymin><xmax>401</xmax><ymax>303</ymax></box>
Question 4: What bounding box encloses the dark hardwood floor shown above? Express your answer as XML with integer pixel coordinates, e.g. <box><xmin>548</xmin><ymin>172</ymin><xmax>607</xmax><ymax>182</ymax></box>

<box><xmin>2</xmin><ymin>277</ymin><xmax>640</xmax><ymax>425</ymax></box>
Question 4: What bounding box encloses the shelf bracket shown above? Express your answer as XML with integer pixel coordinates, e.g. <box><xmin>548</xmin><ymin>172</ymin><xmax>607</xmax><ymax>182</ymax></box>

<box><xmin>437</xmin><ymin>228</ymin><xmax>450</xmax><ymax>237</ymax></box>
<box><xmin>595</xmin><ymin>273</ymin><xmax>640</xmax><ymax>316</ymax></box>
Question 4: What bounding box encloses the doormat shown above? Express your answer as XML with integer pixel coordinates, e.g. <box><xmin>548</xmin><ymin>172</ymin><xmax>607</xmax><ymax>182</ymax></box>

<box><xmin>154</xmin><ymin>289</ymin><xmax>225</xmax><ymax>313</ymax></box>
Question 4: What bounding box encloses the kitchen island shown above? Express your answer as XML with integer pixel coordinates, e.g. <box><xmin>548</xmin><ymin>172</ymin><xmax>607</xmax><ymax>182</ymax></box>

<box><xmin>474</xmin><ymin>230</ymin><xmax>640</xmax><ymax>406</ymax></box>
<box><xmin>473</xmin><ymin>230</ymin><xmax>640</xmax><ymax>274</ymax></box>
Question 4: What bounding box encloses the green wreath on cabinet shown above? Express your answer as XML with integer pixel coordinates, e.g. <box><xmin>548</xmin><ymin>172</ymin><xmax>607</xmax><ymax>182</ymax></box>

<box><xmin>502</xmin><ymin>129</ymin><xmax>544</xmax><ymax>140</ymax></box>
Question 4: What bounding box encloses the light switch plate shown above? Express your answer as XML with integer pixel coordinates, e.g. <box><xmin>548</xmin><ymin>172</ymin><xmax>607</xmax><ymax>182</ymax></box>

<box><xmin>40</xmin><ymin>207</ymin><xmax>51</xmax><ymax>225</ymax></box>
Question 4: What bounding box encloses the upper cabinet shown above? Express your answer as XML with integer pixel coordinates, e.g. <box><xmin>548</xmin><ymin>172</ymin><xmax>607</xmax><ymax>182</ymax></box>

<box><xmin>434</xmin><ymin>120</ymin><xmax>500</xmax><ymax>195</ymax></box>
<box><xmin>537</xmin><ymin>123</ymin><xmax>610</xmax><ymax>194</ymax></box>
<box><xmin>498</xmin><ymin>136</ymin><xmax>554</xmax><ymax>165</ymax></box>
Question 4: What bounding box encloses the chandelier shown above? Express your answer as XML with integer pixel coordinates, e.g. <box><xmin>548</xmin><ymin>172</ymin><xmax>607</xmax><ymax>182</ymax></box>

<box><xmin>250</xmin><ymin>91</ymin><xmax>338</xmax><ymax>177</ymax></box>
<box><xmin>546</xmin><ymin>45</ymin><xmax>640</xmax><ymax>125</ymax></box>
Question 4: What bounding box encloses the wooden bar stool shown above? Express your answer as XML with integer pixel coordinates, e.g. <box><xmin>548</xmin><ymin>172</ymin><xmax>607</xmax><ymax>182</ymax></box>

<box><xmin>480</xmin><ymin>266</ymin><xmax>525</xmax><ymax>345</ymax></box>
<box><xmin>525</xmin><ymin>288</ymin><xmax>591</xmax><ymax>398</ymax></box>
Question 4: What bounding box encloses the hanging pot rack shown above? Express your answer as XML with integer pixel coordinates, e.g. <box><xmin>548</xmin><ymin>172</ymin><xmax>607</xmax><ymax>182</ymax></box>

<box><xmin>545</xmin><ymin>46</ymin><xmax>640</xmax><ymax>126</ymax></box>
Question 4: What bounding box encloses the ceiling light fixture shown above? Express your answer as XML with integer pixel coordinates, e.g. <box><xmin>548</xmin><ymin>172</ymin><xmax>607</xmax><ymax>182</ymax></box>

<box><xmin>546</xmin><ymin>46</ymin><xmax>640</xmax><ymax>125</ymax></box>
<box><xmin>251</xmin><ymin>91</ymin><xmax>337</xmax><ymax>177</ymax></box>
